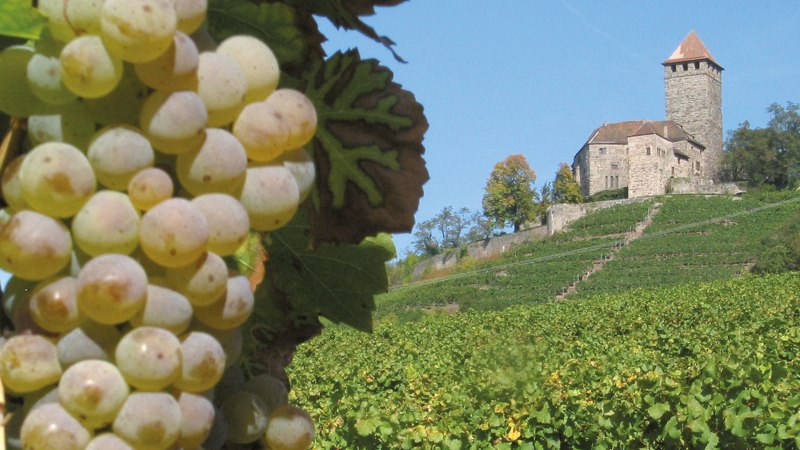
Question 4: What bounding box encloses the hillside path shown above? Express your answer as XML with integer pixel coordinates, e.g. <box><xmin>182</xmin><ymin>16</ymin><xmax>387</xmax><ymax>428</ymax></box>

<box><xmin>554</xmin><ymin>201</ymin><xmax>662</xmax><ymax>301</ymax></box>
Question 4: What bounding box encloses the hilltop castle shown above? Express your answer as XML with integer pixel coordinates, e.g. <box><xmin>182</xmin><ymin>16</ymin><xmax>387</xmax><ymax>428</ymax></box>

<box><xmin>572</xmin><ymin>31</ymin><xmax>723</xmax><ymax>198</ymax></box>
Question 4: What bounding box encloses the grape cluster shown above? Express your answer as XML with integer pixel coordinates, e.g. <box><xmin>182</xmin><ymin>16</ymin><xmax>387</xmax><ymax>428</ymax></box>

<box><xmin>0</xmin><ymin>0</ymin><xmax>316</xmax><ymax>448</ymax></box>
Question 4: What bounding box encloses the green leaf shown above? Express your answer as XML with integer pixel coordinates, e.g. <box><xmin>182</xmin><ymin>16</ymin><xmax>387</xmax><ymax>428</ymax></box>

<box><xmin>355</xmin><ymin>417</ymin><xmax>381</xmax><ymax>436</ymax></box>
<box><xmin>304</xmin><ymin>49</ymin><xmax>428</xmax><ymax>243</ymax></box>
<box><xmin>0</xmin><ymin>0</ymin><xmax>45</xmax><ymax>40</ymax></box>
<box><xmin>647</xmin><ymin>402</ymin><xmax>670</xmax><ymax>420</ymax></box>
<box><xmin>535</xmin><ymin>402</ymin><xmax>551</xmax><ymax>424</ymax></box>
<box><xmin>207</xmin><ymin>0</ymin><xmax>307</xmax><ymax>68</ymax></box>
<box><xmin>265</xmin><ymin>208</ymin><xmax>395</xmax><ymax>331</ymax></box>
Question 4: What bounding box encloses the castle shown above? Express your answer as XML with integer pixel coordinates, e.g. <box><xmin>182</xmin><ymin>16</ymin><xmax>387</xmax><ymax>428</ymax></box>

<box><xmin>572</xmin><ymin>31</ymin><xmax>724</xmax><ymax>198</ymax></box>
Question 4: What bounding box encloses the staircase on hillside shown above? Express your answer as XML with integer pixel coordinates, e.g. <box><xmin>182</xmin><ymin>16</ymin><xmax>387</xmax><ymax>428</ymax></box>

<box><xmin>554</xmin><ymin>202</ymin><xmax>662</xmax><ymax>301</ymax></box>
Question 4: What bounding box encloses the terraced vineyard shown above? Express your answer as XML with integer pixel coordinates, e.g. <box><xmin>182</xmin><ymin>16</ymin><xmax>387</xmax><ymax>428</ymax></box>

<box><xmin>376</xmin><ymin>200</ymin><xmax>654</xmax><ymax>320</ymax></box>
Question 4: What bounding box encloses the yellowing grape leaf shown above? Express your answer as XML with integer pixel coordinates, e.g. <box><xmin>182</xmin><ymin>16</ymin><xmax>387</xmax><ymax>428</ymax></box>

<box><xmin>262</xmin><ymin>208</ymin><xmax>395</xmax><ymax>332</ymax></box>
<box><xmin>282</xmin><ymin>0</ymin><xmax>407</xmax><ymax>62</ymax></box>
<box><xmin>303</xmin><ymin>50</ymin><xmax>428</xmax><ymax>243</ymax></box>
<box><xmin>208</xmin><ymin>0</ymin><xmax>311</xmax><ymax>69</ymax></box>
<box><xmin>0</xmin><ymin>0</ymin><xmax>45</xmax><ymax>40</ymax></box>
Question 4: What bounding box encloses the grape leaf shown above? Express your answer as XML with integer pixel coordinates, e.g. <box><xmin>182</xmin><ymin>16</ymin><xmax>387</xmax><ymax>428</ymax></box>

<box><xmin>0</xmin><ymin>0</ymin><xmax>45</xmax><ymax>40</ymax></box>
<box><xmin>263</xmin><ymin>208</ymin><xmax>395</xmax><ymax>332</ymax></box>
<box><xmin>281</xmin><ymin>0</ymin><xmax>407</xmax><ymax>62</ymax></box>
<box><xmin>208</xmin><ymin>0</ymin><xmax>309</xmax><ymax>69</ymax></box>
<box><xmin>303</xmin><ymin>50</ymin><xmax>428</xmax><ymax>243</ymax></box>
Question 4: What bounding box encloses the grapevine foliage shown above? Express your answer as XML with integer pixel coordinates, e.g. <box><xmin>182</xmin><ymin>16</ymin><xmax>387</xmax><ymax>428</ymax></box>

<box><xmin>0</xmin><ymin>0</ymin><xmax>45</xmax><ymax>40</ymax></box>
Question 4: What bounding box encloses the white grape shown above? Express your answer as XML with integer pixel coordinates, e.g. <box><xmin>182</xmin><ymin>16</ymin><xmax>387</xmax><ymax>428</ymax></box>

<box><xmin>27</xmin><ymin>101</ymin><xmax>97</xmax><ymax>149</ymax></box>
<box><xmin>176</xmin><ymin>128</ymin><xmax>247</xmax><ymax>195</ymax></box>
<box><xmin>84</xmin><ymin>65</ymin><xmax>150</xmax><ymax>126</ymax></box>
<box><xmin>172</xmin><ymin>0</ymin><xmax>207</xmax><ymax>34</ymax></box>
<box><xmin>100</xmin><ymin>0</ymin><xmax>178</xmax><ymax>63</ymax></box>
<box><xmin>264</xmin><ymin>405</ymin><xmax>316</xmax><ymax>450</ymax></box>
<box><xmin>134</xmin><ymin>31</ymin><xmax>199</xmax><ymax>91</ymax></box>
<box><xmin>76</xmin><ymin>253</ymin><xmax>148</xmax><ymax>324</ymax></box>
<box><xmin>220</xmin><ymin>390</ymin><xmax>269</xmax><ymax>444</ymax></box>
<box><xmin>243</xmin><ymin>374</ymin><xmax>289</xmax><ymax>413</ymax></box>
<box><xmin>86</xmin><ymin>433</ymin><xmax>134</xmax><ymax>450</ymax></box>
<box><xmin>57</xmin><ymin>322</ymin><xmax>121</xmax><ymax>368</ymax></box>
<box><xmin>38</xmin><ymin>0</ymin><xmax>106</xmax><ymax>43</ymax></box>
<box><xmin>19</xmin><ymin>141</ymin><xmax>96</xmax><ymax>218</ymax></box>
<box><xmin>0</xmin><ymin>210</ymin><xmax>72</xmax><ymax>281</ymax></box>
<box><xmin>113</xmin><ymin>392</ymin><xmax>182</xmax><ymax>450</ymax></box>
<box><xmin>71</xmin><ymin>190</ymin><xmax>141</xmax><ymax>256</ymax></box>
<box><xmin>193</xmin><ymin>274</ymin><xmax>254</xmax><ymax>330</ymax></box>
<box><xmin>0</xmin><ymin>45</ymin><xmax>59</xmax><ymax>117</ymax></box>
<box><xmin>139</xmin><ymin>198</ymin><xmax>209</xmax><ymax>268</ymax></box>
<box><xmin>237</xmin><ymin>164</ymin><xmax>300</xmax><ymax>231</ymax></box>
<box><xmin>27</xmin><ymin>51</ymin><xmax>77</xmax><ymax>105</ymax></box>
<box><xmin>196</xmin><ymin>51</ymin><xmax>247</xmax><ymax>126</ymax></box>
<box><xmin>165</xmin><ymin>251</ymin><xmax>228</xmax><ymax>306</ymax></box>
<box><xmin>0</xmin><ymin>334</ymin><xmax>62</xmax><ymax>394</ymax></box>
<box><xmin>217</xmin><ymin>34</ymin><xmax>279</xmax><ymax>103</ymax></box>
<box><xmin>279</xmin><ymin>147</ymin><xmax>316</xmax><ymax>202</ymax></box>
<box><xmin>115</xmin><ymin>326</ymin><xmax>182</xmax><ymax>390</ymax></box>
<box><xmin>127</xmin><ymin>167</ymin><xmax>174</xmax><ymax>211</ymax></box>
<box><xmin>191</xmin><ymin>193</ymin><xmax>250</xmax><ymax>256</ymax></box>
<box><xmin>233</xmin><ymin>101</ymin><xmax>293</xmax><ymax>162</ymax></box>
<box><xmin>139</xmin><ymin>90</ymin><xmax>208</xmax><ymax>154</ymax></box>
<box><xmin>264</xmin><ymin>88</ymin><xmax>318</xmax><ymax>149</ymax></box>
<box><xmin>177</xmin><ymin>391</ymin><xmax>215</xmax><ymax>448</ymax></box>
<box><xmin>58</xmin><ymin>359</ymin><xmax>130</xmax><ymax>429</ymax></box>
<box><xmin>60</xmin><ymin>35</ymin><xmax>123</xmax><ymax>98</ymax></box>
<box><xmin>20</xmin><ymin>403</ymin><xmax>92</xmax><ymax>450</ymax></box>
<box><xmin>28</xmin><ymin>276</ymin><xmax>81</xmax><ymax>333</ymax></box>
<box><xmin>173</xmin><ymin>331</ymin><xmax>226</xmax><ymax>392</ymax></box>
<box><xmin>2</xmin><ymin>155</ymin><xmax>32</xmax><ymax>212</ymax></box>
<box><xmin>88</xmin><ymin>126</ymin><xmax>155</xmax><ymax>190</ymax></box>
<box><xmin>130</xmin><ymin>284</ymin><xmax>193</xmax><ymax>334</ymax></box>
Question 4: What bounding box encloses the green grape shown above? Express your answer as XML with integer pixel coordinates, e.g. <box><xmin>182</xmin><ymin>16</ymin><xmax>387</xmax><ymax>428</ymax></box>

<box><xmin>71</xmin><ymin>190</ymin><xmax>141</xmax><ymax>256</ymax></box>
<box><xmin>196</xmin><ymin>51</ymin><xmax>247</xmax><ymax>126</ymax></box>
<box><xmin>165</xmin><ymin>251</ymin><xmax>227</xmax><ymax>306</ymax></box>
<box><xmin>237</xmin><ymin>164</ymin><xmax>300</xmax><ymax>231</ymax></box>
<box><xmin>38</xmin><ymin>0</ymin><xmax>106</xmax><ymax>43</ymax></box>
<box><xmin>139</xmin><ymin>198</ymin><xmax>209</xmax><ymax>268</ymax></box>
<box><xmin>27</xmin><ymin>51</ymin><xmax>78</xmax><ymax>105</ymax></box>
<box><xmin>127</xmin><ymin>167</ymin><xmax>174</xmax><ymax>211</ymax></box>
<box><xmin>134</xmin><ymin>32</ymin><xmax>199</xmax><ymax>91</ymax></box>
<box><xmin>264</xmin><ymin>88</ymin><xmax>319</xmax><ymax>150</ymax></box>
<box><xmin>212</xmin><ymin>326</ymin><xmax>242</xmax><ymax>368</ymax></box>
<box><xmin>84</xmin><ymin>65</ymin><xmax>150</xmax><ymax>126</ymax></box>
<box><xmin>76</xmin><ymin>253</ymin><xmax>148</xmax><ymax>324</ymax></box>
<box><xmin>101</xmin><ymin>0</ymin><xmax>177</xmax><ymax>63</ymax></box>
<box><xmin>0</xmin><ymin>45</ymin><xmax>59</xmax><ymax>117</ymax></box>
<box><xmin>27</xmin><ymin>101</ymin><xmax>97</xmax><ymax>149</ymax></box>
<box><xmin>28</xmin><ymin>276</ymin><xmax>81</xmax><ymax>333</ymax></box>
<box><xmin>60</xmin><ymin>35</ymin><xmax>124</xmax><ymax>98</ymax></box>
<box><xmin>264</xmin><ymin>405</ymin><xmax>315</xmax><ymax>450</ymax></box>
<box><xmin>57</xmin><ymin>322</ymin><xmax>121</xmax><ymax>368</ymax></box>
<box><xmin>139</xmin><ymin>90</ymin><xmax>208</xmax><ymax>154</ymax></box>
<box><xmin>220</xmin><ymin>391</ymin><xmax>269</xmax><ymax>445</ymax></box>
<box><xmin>0</xmin><ymin>334</ymin><xmax>62</xmax><ymax>394</ymax></box>
<box><xmin>217</xmin><ymin>34</ymin><xmax>279</xmax><ymax>104</ymax></box>
<box><xmin>176</xmin><ymin>128</ymin><xmax>247</xmax><ymax>195</ymax></box>
<box><xmin>177</xmin><ymin>391</ymin><xmax>215</xmax><ymax>448</ymax></box>
<box><xmin>112</xmin><ymin>392</ymin><xmax>182</xmax><ymax>450</ymax></box>
<box><xmin>86</xmin><ymin>433</ymin><xmax>134</xmax><ymax>450</ymax></box>
<box><xmin>279</xmin><ymin>147</ymin><xmax>316</xmax><ymax>202</ymax></box>
<box><xmin>1</xmin><ymin>155</ymin><xmax>32</xmax><ymax>212</ymax></box>
<box><xmin>87</xmin><ymin>126</ymin><xmax>155</xmax><ymax>190</ymax></box>
<box><xmin>191</xmin><ymin>193</ymin><xmax>250</xmax><ymax>256</ymax></box>
<box><xmin>193</xmin><ymin>274</ymin><xmax>254</xmax><ymax>330</ymax></box>
<box><xmin>130</xmin><ymin>284</ymin><xmax>193</xmax><ymax>334</ymax></box>
<box><xmin>115</xmin><ymin>326</ymin><xmax>181</xmax><ymax>390</ymax></box>
<box><xmin>0</xmin><ymin>210</ymin><xmax>73</xmax><ymax>281</ymax></box>
<box><xmin>213</xmin><ymin>364</ymin><xmax>244</xmax><ymax>403</ymax></box>
<box><xmin>58</xmin><ymin>359</ymin><xmax>130</xmax><ymax>429</ymax></box>
<box><xmin>173</xmin><ymin>330</ymin><xmax>226</xmax><ymax>392</ymax></box>
<box><xmin>22</xmin><ymin>385</ymin><xmax>60</xmax><ymax>417</ymax></box>
<box><xmin>19</xmin><ymin>142</ymin><xmax>96</xmax><ymax>218</ymax></box>
<box><xmin>203</xmin><ymin>406</ymin><xmax>229</xmax><ymax>450</ymax></box>
<box><xmin>243</xmin><ymin>374</ymin><xmax>289</xmax><ymax>413</ymax></box>
<box><xmin>2</xmin><ymin>275</ymin><xmax>37</xmax><ymax>324</ymax></box>
<box><xmin>173</xmin><ymin>0</ymin><xmax>207</xmax><ymax>34</ymax></box>
<box><xmin>232</xmin><ymin>101</ymin><xmax>292</xmax><ymax>163</ymax></box>
<box><xmin>20</xmin><ymin>403</ymin><xmax>93</xmax><ymax>450</ymax></box>
<box><xmin>189</xmin><ymin>22</ymin><xmax>217</xmax><ymax>53</ymax></box>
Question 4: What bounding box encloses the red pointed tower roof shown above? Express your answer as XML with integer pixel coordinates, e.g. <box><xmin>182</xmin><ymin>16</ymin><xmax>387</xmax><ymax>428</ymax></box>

<box><xmin>662</xmin><ymin>31</ymin><xmax>722</xmax><ymax>69</ymax></box>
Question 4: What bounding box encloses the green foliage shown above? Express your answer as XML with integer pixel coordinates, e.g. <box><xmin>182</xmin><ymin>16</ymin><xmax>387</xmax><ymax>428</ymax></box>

<box><xmin>753</xmin><ymin>209</ymin><xmax>800</xmax><ymax>274</ymax></box>
<box><xmin>552</xmin><ymin>162</ymin><xmax>583</xmax><ymax>204</ymax></box>
<box><xmin>482</xmin><ymin>155</ymin><xmax>538</xmax><ymax>232</ymax></box>
<box><xmin>412</xmin><ymin>206</ymin><xmax>479</xmax><ymax>256</ymax></box>
<box><xmin>585</xmin><ymin>187</ymin><xmax>628</xmax><ymax>202</ymax></box>
<box><xmin>0</xmin><ymin>0</ymin><xmax>46</xmax><ymax>40</ymax></box>
<box><xmin>723</xmin><ymin>101</ymin><xmax>800</xmax><ymax>189</ymax></box>
<box><xmin>291</xmin><ymin>273</ymin><xmax>800</xmax><ymax>448</ymax></box>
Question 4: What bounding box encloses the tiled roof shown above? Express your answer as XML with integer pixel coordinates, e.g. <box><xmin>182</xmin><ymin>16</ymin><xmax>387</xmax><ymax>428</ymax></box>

<box><xmin>662</xmin><ymin>30</ymin><xmax>722</xmax><ymax>68</ymax></box>
<box><xmin>584</xmin><ymin>120</ymin><xmax>704</xmax><ymax>148</ymax></box>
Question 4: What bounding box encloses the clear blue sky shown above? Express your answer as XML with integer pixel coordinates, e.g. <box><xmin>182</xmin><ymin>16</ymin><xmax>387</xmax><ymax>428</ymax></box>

<box><xmin>317</xmin><ymin>1</ymin><xmax>800</xmax><ymax>257</ymax></box>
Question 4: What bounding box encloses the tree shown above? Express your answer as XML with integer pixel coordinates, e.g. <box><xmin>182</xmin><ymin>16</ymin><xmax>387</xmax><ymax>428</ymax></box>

<box><xmin>536</xmin><ymin>182</ymin><xmax>553</xmax><ymax>224</ymax></box>
<box><xmin>413</xmin><ymin>206</ymin><xmax>475</xmax><ymax>255</ymax></box>
<box><xmin>722</xmin><ymin>101</ymin><xmax>800</xmax><ymax>189</ymax></box>
<box><xmin>553</xmin><ymin>163</ymin><xmax>583</xmax><ymax>204</ymax></box>
<box><xmin>481</xmin><ymin>155</ymin><xmax>538</xmax><ymax>232</ymax></box>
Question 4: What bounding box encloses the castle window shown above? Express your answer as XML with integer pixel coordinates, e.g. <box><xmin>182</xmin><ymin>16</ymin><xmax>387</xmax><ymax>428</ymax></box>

<box><xmin>615</xmin><ymin>176</ymin><xmax>619</xmax><ymax>188</ymax></box>
<box><xmin>696</xmin><ymin>161</ymin><xmax>701</xmax><ymax>172</ymax></box>
<box><xmin>599</xmin><ymin>147</ymin><xmax>607</xmax><ymax>155</ymax></box>
<box><xmin>646</xmin><ymin>147</ymin><xmax>651</xmax><ymax>156</ymax></box>
<box><xmin>682</xmin><ymin>63</ymin><xmax>688</xmax><ymax>71</ymax></box>
<box><xmin>610</xmin><ymin>162</ymin><xmax>619</xmax><ymax>170</ymax></box>
<box><xmin>694</xmin><ymin>62</ymin><xmax>700</xmax><ymax>69</ymax></box>
<box><xmin>671</xmin><ymin>64</ymin><xmax>676</xmax><ymax>72</ymax></box>
<box><xmin>605</xmin><ymin>176</ymin><xmax>609</xmax><ymax>189</ymax></box>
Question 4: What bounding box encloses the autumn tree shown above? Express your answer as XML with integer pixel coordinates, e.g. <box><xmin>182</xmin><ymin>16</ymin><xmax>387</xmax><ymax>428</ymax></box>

<box><xmin>553</xmin><ymin>162</ymin><xmax>583</xmax><ymax>204</ymax></box>
<box><xmin>481</xmin><ymin>155</ymin><xmax>538</xmax><ymax>232</ymax></box>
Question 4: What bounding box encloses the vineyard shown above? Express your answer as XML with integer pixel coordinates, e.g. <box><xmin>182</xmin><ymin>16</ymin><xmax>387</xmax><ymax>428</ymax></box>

<box><xmin>291</xmin><ymin>273</ymin><xmax>800</xmax><ymax>448</ymax></box>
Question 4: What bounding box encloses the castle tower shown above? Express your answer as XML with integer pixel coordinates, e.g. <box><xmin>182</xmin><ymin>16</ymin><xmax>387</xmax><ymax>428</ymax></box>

<box><xmin>663</xmin><ymin>31</ymin><xmax>723</xmax><ymax>180</ymax></box>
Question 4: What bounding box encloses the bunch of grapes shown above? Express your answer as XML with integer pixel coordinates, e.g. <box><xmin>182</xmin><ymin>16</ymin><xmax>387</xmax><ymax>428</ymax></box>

<box><xmin>0</xmin><ymin>0</ymin><xmax>317</xmax><ymax>448</ymax></box>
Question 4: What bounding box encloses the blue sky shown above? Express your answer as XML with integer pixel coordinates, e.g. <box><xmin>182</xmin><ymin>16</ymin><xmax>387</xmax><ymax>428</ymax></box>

<box><xmin>317</xmin><ymin>1</ymin><xmax>800</xmax><ymax>257</ymax></box>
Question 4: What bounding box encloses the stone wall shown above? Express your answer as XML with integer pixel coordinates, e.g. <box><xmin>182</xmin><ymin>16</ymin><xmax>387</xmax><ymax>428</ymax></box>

<box><xmin>627</xmin><ymin>134</ymin><xmax>670</xmax><ymax>198</ymax></box>
<box><xmin>546</xmin><ymin>197</ymin><xmax>652</xmax><ymax>235</ymax></box>
<box><xmin>669</xmin><ymin>178</ymin><xmax>746</xmax><ymax>195</ymax></box>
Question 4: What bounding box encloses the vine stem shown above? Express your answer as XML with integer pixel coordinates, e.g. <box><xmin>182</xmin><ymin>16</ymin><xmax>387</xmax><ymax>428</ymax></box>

<box><xmin>1</xmin><ymin>379</ymin><xmax>6</xmax><ymax>450</ymax></box>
